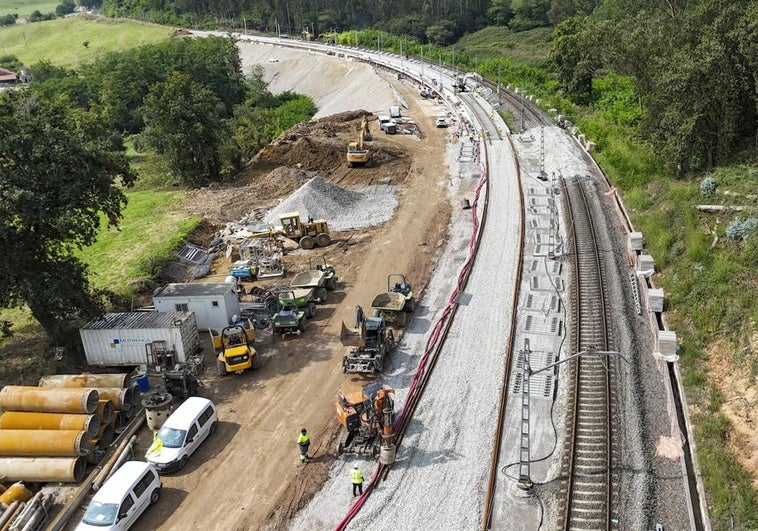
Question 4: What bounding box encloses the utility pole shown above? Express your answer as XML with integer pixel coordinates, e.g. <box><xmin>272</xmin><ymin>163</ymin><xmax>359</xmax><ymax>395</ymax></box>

<box><xmin>497</xmin><ymin>64</ymin><xmax>501</xmax><ymax>105</ymax></box>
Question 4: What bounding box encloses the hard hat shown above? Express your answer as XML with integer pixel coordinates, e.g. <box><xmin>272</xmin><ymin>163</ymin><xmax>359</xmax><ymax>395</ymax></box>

<box><xmin>353</xmin><ymin>465</ymin><xmax>358</xmax><ymax>469</ymax></box>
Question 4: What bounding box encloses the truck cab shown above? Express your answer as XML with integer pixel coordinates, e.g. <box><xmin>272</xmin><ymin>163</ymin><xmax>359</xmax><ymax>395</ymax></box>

<box><xmin>377</xmin><ymin>115</ymin><xmax>397</xmax><ymax>134</ymax></box>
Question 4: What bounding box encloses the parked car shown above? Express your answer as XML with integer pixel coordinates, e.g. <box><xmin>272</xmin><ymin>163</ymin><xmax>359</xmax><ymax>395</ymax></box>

<box><xmin>145</xmin><ymin>397</ymin><xmax>218</xmax><ymax>473</ymax></box>
<box><xmin>435</xmin><ymin>116</ymin><xmax>449</xmax><ymax>128</ymax></box>
<box><xmin>76</xmin><ymin>461</ymin><xmax>161</xmax><ymax>531</ymax></box>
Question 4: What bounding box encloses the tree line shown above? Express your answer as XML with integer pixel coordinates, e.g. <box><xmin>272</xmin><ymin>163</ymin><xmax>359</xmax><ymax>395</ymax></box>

<box><xmin>0</xmin><ymin>36</ymin><xmax>315</xmax><ymax>345</ymax></box>
<box><xmin>551</xmin><ymin>0</ymin><xmax>757</xmax><ymax>173</ymax></box>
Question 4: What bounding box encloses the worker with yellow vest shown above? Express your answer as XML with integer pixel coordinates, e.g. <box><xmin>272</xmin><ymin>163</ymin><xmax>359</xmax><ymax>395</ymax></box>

<box><xmin>297</xmin><ymin>428</ymin><xmax>311</xmax><ymax>463</ymax></box>
<box><xmin>350</xmin><ymin>464</ymin><xmax>364</xmax><ymax>496</ymax></box>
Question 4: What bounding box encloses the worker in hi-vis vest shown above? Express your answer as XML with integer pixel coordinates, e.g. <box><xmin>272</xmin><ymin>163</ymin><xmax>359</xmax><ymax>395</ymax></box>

<box><xmin>350</xmin><ymin>464</ymin><xmax>364</xmax><ymax>495</ymax></box>
<box><xmin>297</xmin><ymin>428</ymin><xmax>311</xmax><ymax>463</ymax></box>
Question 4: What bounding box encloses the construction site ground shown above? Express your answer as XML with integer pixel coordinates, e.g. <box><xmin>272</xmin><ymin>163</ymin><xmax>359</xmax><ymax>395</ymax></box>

<box><xmin>130</xmin><ymin>44</ymin><xmax>456</xmax><ymax>530</ymax></box>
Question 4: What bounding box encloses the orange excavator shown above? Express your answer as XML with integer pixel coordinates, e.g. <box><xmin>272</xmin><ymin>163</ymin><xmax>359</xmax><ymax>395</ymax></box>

<box><xmin>335</xmin><ymin>383</ymin><xmax>396</xmax><ymax>462</ymax></box>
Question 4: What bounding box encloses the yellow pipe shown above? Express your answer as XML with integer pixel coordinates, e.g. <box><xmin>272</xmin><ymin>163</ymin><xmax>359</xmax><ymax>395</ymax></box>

<box><xmin>0</xmin><ymin>412</ymin><xmax>99</xmax><ymax>437</ymax></box>
<box><xmin>94</xmin><ymin>387</ymin><xmax>134</xmax><ymax>411</ymax></box>
<box><xmin>0</xmin><ymin>483</ymin><xmax>32</xmax><ymax>505</ymax></box>
<box><xmin>0</xmin><ymin>386</ymin><xmax>98</xmax><ymax>414</ymax></box>
<box><xmin>38</xmin><ymin>373</ymin><xmax>131</xmax><ymax>389</ymax></box>
<box><xmin>0</xmin><ymin>430</ymin><xmax>90</xmax><ymax>457</ymax></box>
<box><xmin>0</xmin><ymin>457</ymin><xmax>86</xmax><ymax>483</ymax></box>
<box><xmin>96</xmin><ymin>400</ymin><xmax>114</xmax><ymax>425</ymax></box>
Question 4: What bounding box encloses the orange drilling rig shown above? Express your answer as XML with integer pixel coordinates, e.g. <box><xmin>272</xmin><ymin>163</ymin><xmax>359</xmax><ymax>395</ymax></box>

<box><xmin>335</xmin><ymin>383</ymin><xmax>396</xmax><ymax>464</ymax></box>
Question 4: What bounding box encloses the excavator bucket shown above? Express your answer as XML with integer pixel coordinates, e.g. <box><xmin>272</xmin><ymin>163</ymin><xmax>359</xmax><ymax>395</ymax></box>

<box><xmin>340</xmin><ymin>320</ymin><xmax>366</xmax><ymax>347</ymax></box>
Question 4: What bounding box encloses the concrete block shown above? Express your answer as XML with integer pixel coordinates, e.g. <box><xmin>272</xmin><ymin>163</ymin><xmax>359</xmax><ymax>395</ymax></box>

<box><xmin>629</xmin><ymin>232</ymin><xmax>644</xmax><ymax>251</ymax></box>
<box><xmin>648</xmin><ymin>288</ymin><xmax>664</xmax><ymax>313</ymax></box>
<box><xmin>657</xmin><ymin>330</ymin><xmax>678</xmax><ymax>361</ymax></box>
<box><xmin>637</xmin><ymin>254</ymin><xmax>655</xmax><ymax>273</ymax></box>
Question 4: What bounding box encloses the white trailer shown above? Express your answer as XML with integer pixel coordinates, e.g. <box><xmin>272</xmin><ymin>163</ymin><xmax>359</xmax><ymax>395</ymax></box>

<box><xmin>80</xmin><ymin>312</ymin><xmax>199</xmax><ymax>366</ymax></box>
<box><xmin>152</xmin><ymin>283</ymin><xmax>240</xmax><ymax>331</ymax></box>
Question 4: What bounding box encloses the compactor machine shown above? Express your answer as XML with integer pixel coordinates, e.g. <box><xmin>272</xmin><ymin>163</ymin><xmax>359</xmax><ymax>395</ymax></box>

<box><xmin>335</xmin><ymin>383</ymin><xmax>396</xmax><ymax>463</ymax></box>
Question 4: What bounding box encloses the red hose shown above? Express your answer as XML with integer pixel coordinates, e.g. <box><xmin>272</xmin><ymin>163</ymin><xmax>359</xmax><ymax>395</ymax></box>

<box><xmin>335</xmin><ymin>137</ymin><xmax>489</xmax><ymax>530</ymax></box>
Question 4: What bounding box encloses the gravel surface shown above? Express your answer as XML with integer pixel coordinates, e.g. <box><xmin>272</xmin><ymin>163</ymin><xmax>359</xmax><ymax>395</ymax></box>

<box><xmin>265</xmin><ymin>176</ymin><xmax>398</xmax><ymax>231</ymax></box>
<box><xmin>291</xmin><ymin>91</ymin><xmax>521</xmax><ymax>529</ymax></box>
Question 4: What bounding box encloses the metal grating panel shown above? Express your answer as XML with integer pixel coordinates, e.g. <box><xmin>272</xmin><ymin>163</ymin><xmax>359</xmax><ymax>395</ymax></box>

<box><xmin>522</xmin><ymin>312</ymin><xmax>563</xmax><ymax>335</ymax></box>
<box><xmin>510</xmin><ymin>349</ymin><xmax>556</xmax><ymax>398</ymax></box>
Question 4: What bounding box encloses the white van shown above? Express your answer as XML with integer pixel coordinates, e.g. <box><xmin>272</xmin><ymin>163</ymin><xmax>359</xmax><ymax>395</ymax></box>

<box><xmin>77</xmin><ymin>461</ymin><xmax>161</xmax><ymax>531</ymax></box>
<box><xmin>145</xmin><ymin>396</ymin><xmax>218</xmax><ymax>473</ymax></box>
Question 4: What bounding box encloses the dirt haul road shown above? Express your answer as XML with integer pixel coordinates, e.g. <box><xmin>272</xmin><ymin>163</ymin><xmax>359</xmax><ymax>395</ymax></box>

<box><xmin>138</xmin><ymin>43</ymin><xmax>455</xmax><ymax>530</ymax></box>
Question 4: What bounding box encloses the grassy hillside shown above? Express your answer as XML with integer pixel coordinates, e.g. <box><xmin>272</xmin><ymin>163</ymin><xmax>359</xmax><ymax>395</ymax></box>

<box><xmin>75</xmin><ymin>190</ymin><xmax>201</xmax><ymax>294</ymax></box>
<box><xmin>456</xmin><ymin>26</ymin><xmax>552</xmax><ymax>67</ymax></box>
<box><xmin>0</xmin><ymin>15</ymin><xmax>172</xmax><ymax>67</ymax></box>
<box><xmin>0</xmin><ymin>0</ymin><xmax>58</xmax><ymax>17</ymax></box>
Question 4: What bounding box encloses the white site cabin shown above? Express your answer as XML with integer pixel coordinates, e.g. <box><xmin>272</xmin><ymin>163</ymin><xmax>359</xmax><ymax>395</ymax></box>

<box><xmin>153</xmin><ymin>283</ymin><xmax>240</xmax><ymax>331</ymax></box>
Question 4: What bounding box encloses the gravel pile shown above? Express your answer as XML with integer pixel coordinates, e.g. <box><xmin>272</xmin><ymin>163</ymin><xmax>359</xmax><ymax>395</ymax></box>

<box><xmin>265</xmin><ymin>176</ymin><xmax>397</xmax><ymax>231</ymax></box>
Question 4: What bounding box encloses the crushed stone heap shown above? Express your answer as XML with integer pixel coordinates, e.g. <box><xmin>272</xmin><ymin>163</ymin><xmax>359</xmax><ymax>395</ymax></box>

<box><xmin>266</xmin><ymin>176</ymin><xmax>397</xmax><ymax>231</ymax></box>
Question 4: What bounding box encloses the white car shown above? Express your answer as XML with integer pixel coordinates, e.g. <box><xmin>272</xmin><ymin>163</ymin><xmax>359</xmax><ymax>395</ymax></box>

<box><xmin>145</xmin><ymin>397</ymin><xmax>218</xmax><ymax>473</ymax></box>
<box><xmin>435</xmin><ymin>117</ymin><xmax>448</xmax><ymax>128</ymax></box>
<box><xmin>77</xmin><ymin>461</ymin><xmax>161</xmax><ymax>531</ymax></box>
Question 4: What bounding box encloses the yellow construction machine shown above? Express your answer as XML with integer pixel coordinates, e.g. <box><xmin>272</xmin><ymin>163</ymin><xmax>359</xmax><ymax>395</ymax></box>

<box><xmin>278</xmin><ymin>212</ymin><xmax>331</xmax><ymax>249</ymax></box>
<box><xmin>346</xmin><ymin>115</ymin><xmax>373</xmax><ymax>167</ymax></box>
<box><xmin>241</xmin><ymin>212</ymin><xmax>331</xmax><ymax>250</ymax></box>
<box><xmin>301</xmin><ymin>28</ymin><xmax>313</xmax><ymax>41</ymax></box>
<box><xmin>215</xmin><ymin>323</ymin><xmax>260</xmax><ymax>375</ymax></box>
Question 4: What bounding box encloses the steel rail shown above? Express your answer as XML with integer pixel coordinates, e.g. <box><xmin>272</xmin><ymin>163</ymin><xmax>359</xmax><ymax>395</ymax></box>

<box><xmin>479</xmin><ymin>132</ymin><xmax>525</xmax><ymax>528</ymax></box>
<box><xmin>562</xmin><ymin>177</ymin><xmax>612</xmax><ymax>531</ymax></box>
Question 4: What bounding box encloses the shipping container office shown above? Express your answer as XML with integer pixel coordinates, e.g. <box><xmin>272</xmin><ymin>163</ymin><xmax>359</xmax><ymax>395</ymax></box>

<box><xmin>80</xmin><ymin>312</ymin><xmax>199</xmax><ymax>366</ymax></box>
<box><xmin>152</xmin><ymin>283</ymin><xmax>240</xmax><ymax>331</ymax></box>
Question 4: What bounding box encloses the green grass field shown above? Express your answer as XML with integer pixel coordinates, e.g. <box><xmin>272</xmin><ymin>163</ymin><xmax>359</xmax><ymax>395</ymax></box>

<box><xmin>457</xmin><ymin>26</ymin><xmax>552</xmax><ymax>66</ymax></box>
<box><xmin>0</xmin><ymin>15</ymin><xmax>172</xmax><ymax>67</ymax></box>
<box><xmin>76</xmin><ymin>190</ymin><xmax>201</xmax><ymax>293</ymax></box>
<box><xmin>0</xmin><ymin>0</ymin><xmax>57</xmax><ymax>18</ymax></box>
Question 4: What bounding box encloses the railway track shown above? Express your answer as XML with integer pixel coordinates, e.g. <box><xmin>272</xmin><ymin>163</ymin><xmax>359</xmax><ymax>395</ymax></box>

<box><xmin>470</xmin><ymin>76</ymin><xmax>551</xmax><ymax>131</ymax></box>
<box><xmin>560</xmin><ymin>175</ymin><xmax>614</xmax><ymax>530</ymax></box>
